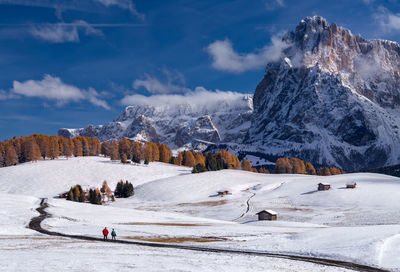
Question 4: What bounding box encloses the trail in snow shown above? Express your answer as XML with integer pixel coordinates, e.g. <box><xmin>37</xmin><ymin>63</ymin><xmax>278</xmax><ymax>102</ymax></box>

<box><xmin>28</xmin><ymin>198</ymin><xmax>390</xmax><ymax>272</ymax></box>
<box><xmin>233</xmin><ymin>191</ymin><xmax>256</xmax><ymax>221</ymax></box>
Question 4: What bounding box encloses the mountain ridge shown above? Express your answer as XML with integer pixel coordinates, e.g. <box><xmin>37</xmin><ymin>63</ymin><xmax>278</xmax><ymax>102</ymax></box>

<box><xmin>59</xmin><ymin>16</ymin><xmax>400</xmax><ymax>171</ymax></box>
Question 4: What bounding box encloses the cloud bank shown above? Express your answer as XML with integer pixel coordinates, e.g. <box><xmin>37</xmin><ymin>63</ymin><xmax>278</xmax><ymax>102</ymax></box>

<box><xmin>374</xmin><ymin>7</ymin><xmax>400</xmax><ymax>33</ymax></box>
<box><xmin>29</xmin><ymin>21</ymin><xmax>103</xmax><ymax>43</ymax></box>
<box><xmin>0</xmin><ymin>0</ymin><xmax>144</xmax><ymax>19</ymax></box>
<box><xmin>11</xmin><ymin>74</ymin><xmax>110</xmax><ymax>109</ymax></box>
<box><xmin>205</xmin><ymin>36</ymin><xmax>290</xmax><ymax>73</ymax></box>
<box><xmin>121</xmin><ymin>87</ymin><xmax>252</xmax><ymax>112</ymax></box>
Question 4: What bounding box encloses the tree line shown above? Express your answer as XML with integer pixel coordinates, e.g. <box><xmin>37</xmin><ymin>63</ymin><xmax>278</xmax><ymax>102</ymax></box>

<box><xmin>274</xmin><ymin>158</ymin><xmax>346</xmax><ymax>176</ymax></box>
<box><xmin>0</xmin><ymin>134</ymin><xmax>346</xmax><ymax>176</ymax></box>
<box><xmin>0</xmin><ymin>134</ymin><xmax>101</xmax><ymax>167</ymax></box>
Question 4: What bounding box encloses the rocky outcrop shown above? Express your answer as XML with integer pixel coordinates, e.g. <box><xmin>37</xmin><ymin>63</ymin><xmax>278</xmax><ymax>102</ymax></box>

<box><xmin>247</xmin><ymin>16</ymin><xmax>400</xmax><ymax>171</ymax></box>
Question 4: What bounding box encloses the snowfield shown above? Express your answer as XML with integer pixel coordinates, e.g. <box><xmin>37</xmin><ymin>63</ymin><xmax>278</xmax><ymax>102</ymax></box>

<box><xmin>1</xmin><ymin>156</ymin><xmax>400</xmax><ymax>271</ymax></box>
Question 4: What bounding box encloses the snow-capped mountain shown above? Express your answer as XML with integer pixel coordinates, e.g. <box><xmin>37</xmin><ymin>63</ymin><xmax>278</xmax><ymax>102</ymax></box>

<box><xmin>60</xmin><ymin>16</ymin><xmax>400</xmax><ymax>171</ymax></box>
<box><xmin>246</xmin><ymin>16</ymin><xmax>400</xmax><ymax>171</ymax></box>
<box><xmin>59</xmin><ymin>94</ymin><xmax>253</xmax><ymax>150</ymax></box>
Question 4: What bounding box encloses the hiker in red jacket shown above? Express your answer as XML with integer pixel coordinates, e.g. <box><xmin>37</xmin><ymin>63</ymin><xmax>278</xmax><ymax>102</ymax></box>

<box><xmin>102</xmin><ymin>227</ymin><xmax>109</xmax><ymax>241</ymax></box>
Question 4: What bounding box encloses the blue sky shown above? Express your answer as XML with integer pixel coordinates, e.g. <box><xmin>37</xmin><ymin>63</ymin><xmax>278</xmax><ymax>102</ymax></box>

<box><xmin>1</xmin><ymin>0</ymin><xmax>400</xmax><ymax>140</ymax></box>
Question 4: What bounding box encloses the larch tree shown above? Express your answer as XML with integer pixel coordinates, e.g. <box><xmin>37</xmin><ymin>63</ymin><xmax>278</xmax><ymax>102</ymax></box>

<box><xmin>158</xmin><ymin>143</ymin><xmax>172</xmax><ymax>163</ymax></box>
<box><xmin>118</xmin><ymin>138</ymin><xmax>131</xmax><ymax>159</ymax></box>
<box><xmin>241</xmin><ymin>159</ymin><xmax>253</xmax><ymax>171</ymax></box>
<box><xmin>0</xmin><ymin>143</ymin><xmax>4</xmax><ymax>167</ymax></box>
<box><xmin>4</xmin><ymin>143</ymin><xmax>18</xmax><ymax>166</ymax></box>
<box><xmin>194</xmin><ymin>152</ymin><xmax>205</xmax><ymax>166</ymax></box>
<box><xmin>305</xmin><ymin>162</ymin><xmax>316</xmax><ymax>175</ymax></box>
<box><xmin>80</xmin><ymin>137</ymin><xmax>90</xmax><ymax>156</ymax></box>
<box><xmin>174</xmin><ymin>152</ymin><xmax>183</xmax><ymax>166</ymax></box>
<box><xmin>24</xmin><ymin>137</ymin><xmax>41</xmax><ymax>162</ymax></box>
<box><xmin>48</xmin><ymin>136</ymin><xmax>60</xmax><ymax>159</ymax></box>
<box><xmin>73</xmin><ymin>138</ymin><xmax>83</xmax><ymax>157</ymax></box>
<box><xmin>183</xmin><ymin>150</ymin><xmax>196</xmax><ymax>167</ymax></box>
<box><xmin>37</xmin><ymin>135</ymin><xmax>49</xmax><ymax>159</ymax></box>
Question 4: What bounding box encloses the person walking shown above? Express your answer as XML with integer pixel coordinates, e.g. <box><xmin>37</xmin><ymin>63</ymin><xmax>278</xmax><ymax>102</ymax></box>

<box><xmin>102</xmin><ymin>227</ymin><xmax>109</xmax><ymax>241</ymax></box>
<box><xmin>111</xmin><ymin>228</ymin><xmax>116</xmax><ymax>241</ymax></box>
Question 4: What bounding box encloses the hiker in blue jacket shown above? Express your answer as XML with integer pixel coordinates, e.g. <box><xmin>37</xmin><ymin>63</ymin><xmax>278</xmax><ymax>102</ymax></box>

<box><xmin>111</xmin><ymin>228</ymin><xmax>117</xmax><ymax>241</ymax></box>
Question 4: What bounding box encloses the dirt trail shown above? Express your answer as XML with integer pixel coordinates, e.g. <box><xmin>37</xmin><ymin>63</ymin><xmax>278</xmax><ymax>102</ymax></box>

<box><xmin>28</xmin><ymin>199</ymin><xmax>391</xmax><ymax>272</ymax></box>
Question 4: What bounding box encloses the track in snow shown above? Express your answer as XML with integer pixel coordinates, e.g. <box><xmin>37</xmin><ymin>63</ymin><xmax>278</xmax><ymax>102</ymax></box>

<box><xmin>28</xmin><ymin>199</ymin><xmax>391</xmax><ymax>272</ymax></box>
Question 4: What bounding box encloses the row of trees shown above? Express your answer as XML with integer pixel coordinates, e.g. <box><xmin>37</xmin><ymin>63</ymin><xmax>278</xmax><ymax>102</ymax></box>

<box><xmin>0</xmin><ymin>134</ymin><xmax>101</xmax><ymax>167</ymax></box>
<box><xmin>192</xmin><ymin>150</ymin><xmax>269</xmax><ymax>174</ymax></box>
<box><xmin>274</xmin><ymin>158</ymin><xmax>346</xmax><ymax>175</ymax></box>
<box><xmin>65</xmin><ymin>180</ymin><xmax>134</xmax><ymax>205</ymax></box>
<box><xmin>1</xmin><ymin>134</ymin><xmax>346</xmax><ymax>176</ymax></box>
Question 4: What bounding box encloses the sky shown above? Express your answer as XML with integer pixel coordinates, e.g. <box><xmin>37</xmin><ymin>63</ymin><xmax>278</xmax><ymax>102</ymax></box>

<box><xmin>1</xmin><ymin>0</ymin><xmax>400</xmax><ymax>140</ymax></box>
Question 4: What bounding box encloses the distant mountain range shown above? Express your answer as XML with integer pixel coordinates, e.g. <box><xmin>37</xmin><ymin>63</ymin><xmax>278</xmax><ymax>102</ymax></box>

<box><xmin>60</xmin><ymin>16</ymin><xmax>400</xmax><ymax>171</ymax></box>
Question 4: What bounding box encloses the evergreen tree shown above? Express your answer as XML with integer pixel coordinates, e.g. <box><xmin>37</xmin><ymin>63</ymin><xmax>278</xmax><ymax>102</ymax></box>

<box><xmin>144</xmin><ymin>157</ymin><xmax>149</xmax><ymax>165</ymax></box>
<box><xmin>205</xmin><ymin>152</ymin><xmax>218</xmax><ymax>171</ymax></box>
<box><xmin>192</xmin><ymin>163</ymin><xmax>207</xmax><ymax>173</ymax></box>
<box><xmin>114</xmin><ymin>180</ymin><xmax>124</xmax><ymax>198</ymax></box>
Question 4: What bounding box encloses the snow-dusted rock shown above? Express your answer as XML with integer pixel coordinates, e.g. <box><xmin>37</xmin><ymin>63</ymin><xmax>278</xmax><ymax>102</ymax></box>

<box><xmin>247</xmin><ymin>16</ymin><xmax>400</xmax><ymax>171</ymax></box>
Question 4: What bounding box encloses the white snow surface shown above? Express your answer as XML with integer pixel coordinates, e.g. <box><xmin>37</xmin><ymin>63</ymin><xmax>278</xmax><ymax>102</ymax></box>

<box><xmin>1</xmin><ymin>156</ymin><xmax>400</xmax><ymax>271</ymax></box>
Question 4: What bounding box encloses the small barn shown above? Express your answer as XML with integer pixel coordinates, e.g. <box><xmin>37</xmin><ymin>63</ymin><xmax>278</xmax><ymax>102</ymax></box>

<box><xmin>318</xmin><ymin>183</ymin><xmax>330</xmax><ymax>191</ymax></box>
<box><xmin>346</xmin><ymin>182</ymin><xmax>357</xmax><ymax>189</ymax></box>
<box><xmin>256</xmin><ymin>210</ymin><xmax>278</xmax><ymax>221</ymax></box>
<box><xmin>217</xmin><ymin>190</ymin><xmax>230</xmax><ymax>197</ymax></box>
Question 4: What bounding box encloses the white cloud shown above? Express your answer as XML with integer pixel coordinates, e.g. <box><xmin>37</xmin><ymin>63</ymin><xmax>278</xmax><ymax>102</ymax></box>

<box><xmin>133</xmin><ymin>69</ymin><xmax>190</xmax><ymax>94</ymax></box>
<box><xmin>205</xmin><ymin>36</ymin><xmax>290</xmax><ymax>73</ymax></box>
<box><xmin>29</xmin><ymin>20</ymin><xmax>103</xmax><ymax>43</ymax></box>
<box><xmin>121</xmin><ymin>87</ymin><xmax>252</xmax><ymax>111</ymax></box>
<box><xmin>265</xmin><ymin>0</ymin><xmax>284</xmax><ymax>11</ymax></box>
<box><xmin>10</xmin><ymin>74</ymin><xmax>110</xmax><ymax>109</ymax></box>
<box><xmin>93</xmin><ymin>0</ymin><xmax>144</xmax><ymax>20</ymax></box>
<box><xmin>374</xmin><ymin>6</ymin><xmax>400</xmax><ymax>32</ymax></box>
<box><xmin>0</xmin><ymin>0</ymin><xmax>144</xmax><ymax>19</ymax></box>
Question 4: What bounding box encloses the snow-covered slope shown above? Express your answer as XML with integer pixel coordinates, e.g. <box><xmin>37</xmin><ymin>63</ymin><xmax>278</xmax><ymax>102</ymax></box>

<box><xmin>2</xmin><ymin>157</ymin><xmax>400</xmax><ymax>270</ymax></box>
<box><xmin>59</xmin><ymin>94</ymin><xmax>253</xmax><ymax>150</ymax></box>
<box><xmin>247</xmin><ymin>16</ymin><xmax>400</xmax><ymax>171</ymax></box>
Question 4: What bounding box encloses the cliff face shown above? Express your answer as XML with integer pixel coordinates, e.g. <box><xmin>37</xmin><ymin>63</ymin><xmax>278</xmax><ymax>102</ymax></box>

<box><xmin>247</xmin><ymin>16</ymin><xmax>400</xmax><ymax>170</ymax></box>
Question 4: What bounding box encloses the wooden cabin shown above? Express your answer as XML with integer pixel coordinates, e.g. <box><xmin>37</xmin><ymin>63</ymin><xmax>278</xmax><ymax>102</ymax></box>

<box><xmin>318</xmin><ymin>183</ymin><xmax>330</xmax><ymax>191</ymax></box>
<box><xmin>256</xmin><ymin>210</ymin><xmax>278</xmax><ymax>221</ymax></box>
<box><xmin>346</xmin><ymin>182</ymin><xmax>357</xmax><ymax>189</ymax></box>
<box><xmin>217</xmin><ymin>190</ymin><xmax>230</xmax><ymax>197</ymax></box>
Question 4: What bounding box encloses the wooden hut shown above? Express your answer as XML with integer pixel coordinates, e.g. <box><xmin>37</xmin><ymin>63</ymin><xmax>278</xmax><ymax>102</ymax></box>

<box><xmin>346</xmin><ymin>182</ymin><xmax>357</xmax><ymax>189</ymax></box>
<box><xmin>256</xmin><ymin>210</ymin><xmax>277</xmax><ymax>221</ymax></box>
<box><xmin>318</xmin><ymin>183</ymin><xmax>330</xmax><ymax>191</ymax></box>
<box><xmin>217</xmin><ymin>190</ymin><xmax>229</xmax><ymax>197</ymax></box>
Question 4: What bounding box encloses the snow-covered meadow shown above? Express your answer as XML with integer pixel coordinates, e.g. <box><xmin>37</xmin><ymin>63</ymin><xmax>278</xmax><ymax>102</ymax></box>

<box><xmin>1</xmin><ymin>156</ymin><xmax>400</xmax><ymax>271</ymax></box>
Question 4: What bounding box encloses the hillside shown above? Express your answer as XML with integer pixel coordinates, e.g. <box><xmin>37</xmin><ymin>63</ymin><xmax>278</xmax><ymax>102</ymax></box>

<box><xmin>1</xmin><ymin>156</ymin><xmax>400</xmax><ymax>270</ymax></box>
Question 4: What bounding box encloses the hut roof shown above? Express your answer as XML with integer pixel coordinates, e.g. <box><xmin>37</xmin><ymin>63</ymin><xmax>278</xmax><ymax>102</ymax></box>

<box><xmin>318</xmin><ymin>183</ymin><xmax>330</xmax><ymax>186</ymax></box>
<box><xmin>346</xmin><ymin>181</ymin><xmax>357</xmax><ymax>185</ymax></box>
<box><xmin>257</xmin><ymin>209</ymin><xmax>278</xmax><ymax>215</ymax></box>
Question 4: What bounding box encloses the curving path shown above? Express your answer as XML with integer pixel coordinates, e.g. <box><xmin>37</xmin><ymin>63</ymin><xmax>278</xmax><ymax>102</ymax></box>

<box><xmin>29</xmin><ymin>199</ymin><xmax>391</xmax><ymax>272</ymax></box>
